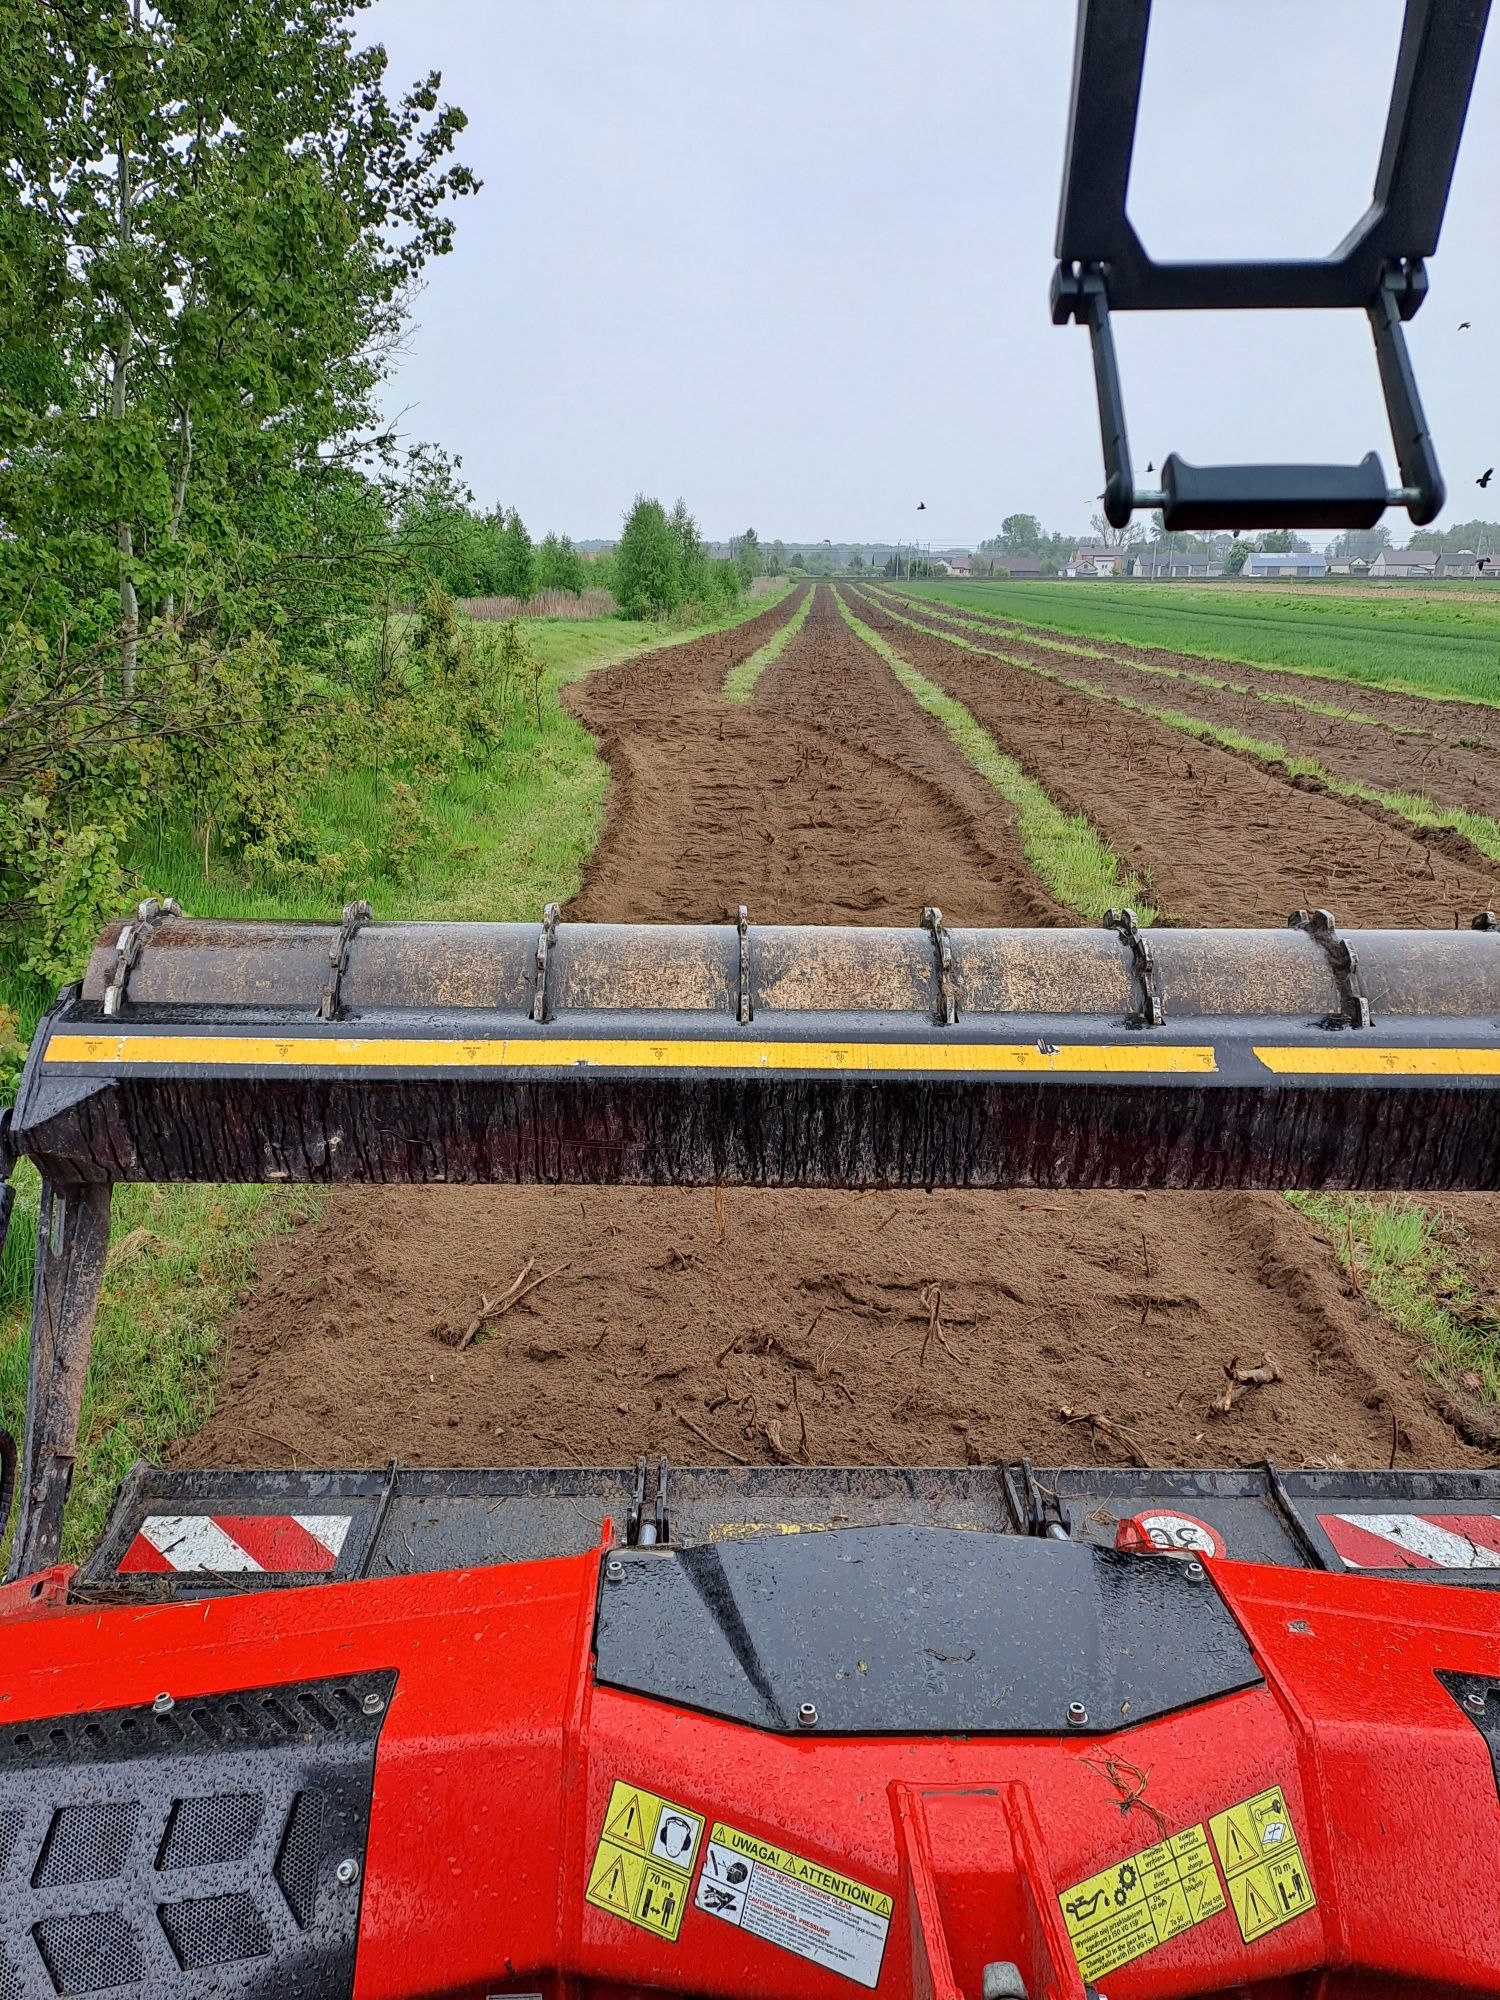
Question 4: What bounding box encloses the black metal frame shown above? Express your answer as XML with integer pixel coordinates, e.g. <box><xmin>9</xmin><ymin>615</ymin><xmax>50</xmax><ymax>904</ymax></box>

<box><xmin>1053</xmin><ymin>0</ymin><xmax>1491</xmax><ymax>530</ymax></box>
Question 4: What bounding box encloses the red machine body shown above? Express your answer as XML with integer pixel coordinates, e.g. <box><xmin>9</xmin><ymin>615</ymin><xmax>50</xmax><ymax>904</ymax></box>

<box><xmin>6</xmin><ymin>1537</ymin><xmax>1498</xmax><ymax>2000</ymax></box>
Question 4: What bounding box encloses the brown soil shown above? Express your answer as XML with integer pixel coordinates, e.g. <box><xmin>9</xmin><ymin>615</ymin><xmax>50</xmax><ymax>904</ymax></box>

<box><xmin>884</xmin><ymin>591</ymin><xmax>1500</xmax><ymax>820</ymax></box>
<box><xmin>181</xmin><ymin>586</ymin><xmax>1490</xmax><ymax>1478</ymax></box>
<box><xmin>848</xmin><ymin>588</ymin><xmax>1500</xmax><ymax>928</ymax></box>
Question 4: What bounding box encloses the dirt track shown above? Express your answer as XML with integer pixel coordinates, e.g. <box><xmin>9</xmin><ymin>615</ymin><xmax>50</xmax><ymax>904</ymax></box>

<box><xmin>182</xmin><ymin>585</ymin><xmax>1493</xmax><ymax>1477</ymax></box>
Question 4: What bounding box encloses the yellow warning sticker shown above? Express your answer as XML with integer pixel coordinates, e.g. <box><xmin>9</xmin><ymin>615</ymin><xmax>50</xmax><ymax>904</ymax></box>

<box><xmin>585</xmin><ymin>1780</ymin><xmax>705</xmax><ymax>1944</ymax></box>
<box><xmin>1059</xmin><ymin>1824</ymin><xmax>1227</xmax><ymax>1984</ymax></box>
<box><xmin>1210</xmin><ymin>1784</ymin><xmax>1316</xmax><ymax>1944</ymax></box>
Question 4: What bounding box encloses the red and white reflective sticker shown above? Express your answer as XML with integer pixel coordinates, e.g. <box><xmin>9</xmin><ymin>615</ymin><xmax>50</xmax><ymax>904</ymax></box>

<box><xmin>1133</xmin><ymin>1511</ymin><xmax>1225</xmax><ymax>1558</ymax></box>
<box><xmin>1318</xmin><ymin>1512</ymin><xmax>1500</xmax><ymax>1571</ymax></box>
<box><xmin>118</xmin><ymin>1513</ymin><xmax>351</xmax><ymax>1575</ymax></box>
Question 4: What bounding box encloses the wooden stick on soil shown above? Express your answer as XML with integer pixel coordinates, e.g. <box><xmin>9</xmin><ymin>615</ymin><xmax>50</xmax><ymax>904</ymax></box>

<box><xmin>675</xmin><ymin>1409</ymin><xmax>750</xmax><ymax>1463</ymax></box>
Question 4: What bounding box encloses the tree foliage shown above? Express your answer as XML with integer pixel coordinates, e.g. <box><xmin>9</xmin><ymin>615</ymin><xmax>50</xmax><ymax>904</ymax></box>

<box><xmin>1</xmin><ymin>0</ymin><xmax>476</xmax><ymax>985</ymax></box>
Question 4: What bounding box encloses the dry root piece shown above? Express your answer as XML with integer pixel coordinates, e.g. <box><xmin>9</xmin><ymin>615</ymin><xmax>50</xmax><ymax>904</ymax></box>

<box><xmin>1059</xmin><ymin>1405</ymin><xmax>1150</xmax><ymax>1469</ymax></box>
<box><xmin>1213</xmin><ymin>1350</ymin><xmax>1283</xmax><ymax>1413</ymax></box>
<box><xmin>431</xmin><ymin>1256</ymin><xmax>570</xmax><ymax>1350</ymax></box>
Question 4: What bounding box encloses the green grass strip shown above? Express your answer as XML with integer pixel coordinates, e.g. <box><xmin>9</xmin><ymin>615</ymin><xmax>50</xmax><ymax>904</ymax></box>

<box><xmin>723</xmin><ymin>583</ymin><xmax>815</xmax><ymax>701</ymax></box>
<box><xmin>865</xmin><ymin>592</ymin><xmax>1500</xmax><ymax>871</ymax></box>
<box><xmin>1289</xmin><ymin>1193</ymin><xmax>1500</xmax><ymax>1402</ymax></box>
<box><xmin>834</xmin><ymin>590</ymin><xmax>1155</xmax><ymax>922</ymax></box>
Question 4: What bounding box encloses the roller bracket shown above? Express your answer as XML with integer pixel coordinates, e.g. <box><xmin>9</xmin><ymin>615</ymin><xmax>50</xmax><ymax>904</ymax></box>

<box><xmin>1291</xmin><ymin>908</ymin><xmax>1372</xmax><ymax>1029</ymax></box>
<box><xmin>737</xmin><ymin>905</ymin><xmax>752</xmax><ymax>1024</ymax></box>
<box><xmin>921</xmin><ymin>906</ymin><xmax>959</xmax><ymax>1026</ymax></box>
<box><xmin>532</xmin><ymin>903</ymin><xmax>561</xmax><ymax>1024</ymax></box>
<box><xmin>318</xmin><ymin>899</ymin><xmax>373</xmax><ymax>1022</ymax></box>
<box><xmin>101</xmin><ymin>898</ymin><xmax>181</xmax><ymax>1019</ymax></box>
<box><xmin>1104</xmin><ymin>908</ymin><xmax>1164</xmax><ymax>1027</ymax></box>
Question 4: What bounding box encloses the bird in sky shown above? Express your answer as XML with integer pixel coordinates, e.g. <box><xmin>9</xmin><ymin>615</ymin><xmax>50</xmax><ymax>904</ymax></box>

<box><xmin>917</xmin><ymin>500</ymin><xmax>926</xmax><ymax>511</ymax></box>
<box><xmin>1146</xmin><ymin>460</ymin><xmax>1154</xmax><ymax>472</ymax></box>
<box><xmin>1459</xmin><ymin>320</ymin><xmax>1472</xmax><ymax>330</ymax></box>
<box><xmin>1479</xmin><ymin>468</ymin><xmax>1494</xmax><ymax>489</ymax></box>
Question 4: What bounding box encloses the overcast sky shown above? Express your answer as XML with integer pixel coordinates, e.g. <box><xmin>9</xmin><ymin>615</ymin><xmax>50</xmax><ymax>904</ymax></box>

<box><xmin>363</xmin><ymin>0</ymin><xmax>1499</xmax><ymax>548</ymax></box>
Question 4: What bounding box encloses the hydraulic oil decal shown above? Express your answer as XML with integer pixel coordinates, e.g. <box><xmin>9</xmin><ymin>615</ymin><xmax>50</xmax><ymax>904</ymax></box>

<box><xmin>1060</xmin><ymin>1823</ymin><xmax>1226</xmax><ymax>1984</ymax></box>
<box><xmin>694</xmin><ymin>1821</ymin><xmax>892</xmax><ymax>1989</ymax></box>
<box><xmin>585</xmin><ymin>1781</ymin><xmax>705</xmax><ymax>1943</ymax></box>
<box><xmin>1209</xmin><ymin>1783</ymin><xmax>1317</xmax><ymax>1944</ymax></box>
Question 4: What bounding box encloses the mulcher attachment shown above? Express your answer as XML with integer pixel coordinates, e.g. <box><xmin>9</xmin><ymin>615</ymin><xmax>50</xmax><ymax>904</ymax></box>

<box><xmin>5</xmin><ymin>906</ymin><xmax>1500</xmax><ymax>1577</ymax></box>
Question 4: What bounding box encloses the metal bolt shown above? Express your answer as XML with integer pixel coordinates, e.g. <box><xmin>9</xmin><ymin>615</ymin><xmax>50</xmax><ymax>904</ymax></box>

<box><xmin>1066</xmin><ymin>1700</ymin><xmax>1089</xmax><ymax>1728</ymax></box>
<box><xmin>1183</xmin><ymin>1560</ymin><xmax>1205</xmax><ymax>1581</ymax></box>
<box><xmin>152</xmin><ymin>1693</ymin><xmax>174</xmax><ymax>1715</ymax></box>
<box><xmin>1466</xmin><ymin>1690</ymin><xmax>1488</xmax><ymax>1714</ymax></box>
<box><xmin>797</xmin><ymin>1701</ymin><xmax>819</xmax><ymax>1729</ymax></box>
<box><xmin>335</xmin><ymin>1858</ymin><xmax>360</xmax><ymax>1887</ymax></box>
<box><xmin>361</xmin><ymin>1691</ymin><xmax>384</xmax><ymax>1715</ymax></box>
<box><xmin>605</xmin><ymin>1558</ymin><xmax>625</xmax><ymax>1583</ymax></box>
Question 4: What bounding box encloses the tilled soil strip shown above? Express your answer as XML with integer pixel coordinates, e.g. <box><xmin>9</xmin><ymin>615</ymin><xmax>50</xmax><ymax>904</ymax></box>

<box><xmin>895</xmin><ymin>588</ymin><xmax>1500</xmax><ymax>750</ymax></box>
<box><xmin>876</xmin><ymin>589</ymin><xmax>1500</xmax><ymax>833</ymax></box>
<box><xmin>850</xmin><ymin>588</ymin><xmax>1500</xmax><ymax>927</ymax></box>
<box><xmin>183</xmin><ymin>586</ymin><xmax>1485</xmax><ymax>1481</ymax></box>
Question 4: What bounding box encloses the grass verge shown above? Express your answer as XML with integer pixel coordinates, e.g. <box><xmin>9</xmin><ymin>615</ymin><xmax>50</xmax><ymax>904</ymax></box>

<box><xmin>724</xmin><ymin>584</ymin><xmax>814</xmax><ymax>701</ymax></box>
<box><xmin>834</xmin><ymin>590</ymin><xmax>1155</xmax><ymax>922</ymax></box>
<box><xmin>1289</xmin><ymin>1194</ymin><xmax>1500</xmax><ymax>1405</ymax></box>
<box><xmin>2</xmin><ymin>591</ymin><xmax>788</xmax><ymax>1560</ymax></box>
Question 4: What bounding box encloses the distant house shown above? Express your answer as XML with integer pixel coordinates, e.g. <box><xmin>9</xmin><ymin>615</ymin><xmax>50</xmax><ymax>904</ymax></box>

<box><xmin>1369</xmin><ymin>546</ymin><xmax>1437</xmax><ymax>578</ymax></box>
<box><xmin>991</xmin><ymin>554</ymin><xmax>1042</xmax><ymax>578</ymax></box>
<box><xmin>947</xmin><ymin>555</ymin><xmax>973</xmax><ymax>577</ymax></box>
<box><xmin>1065</xmin><ymin>544</ymin><xmax>1125</xmax><ymax>577</ymax></box>
<box><xmin>1436</xmin><ymin>549</ymin><xmax>1485</xmax><ymax>578</ymax></box>
<box><xmin>1243</xmin><ymin>550</ymin><xmax>1328</xmax><ymax>580</ymax></box>
<box><xmin>1128</xmin><ymin>553</ymin><xmax>1223</xmax><ymax>579</ymax></box>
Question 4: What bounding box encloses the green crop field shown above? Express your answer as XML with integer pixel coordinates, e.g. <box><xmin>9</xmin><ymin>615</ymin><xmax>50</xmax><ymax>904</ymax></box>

<box><xmin>907</xmin><ymin>579</ymin><xmax>1500</xmax><ymax>705</ymax></box>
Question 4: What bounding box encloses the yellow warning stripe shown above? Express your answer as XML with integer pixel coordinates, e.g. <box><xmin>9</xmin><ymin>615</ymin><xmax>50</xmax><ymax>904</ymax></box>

<box><xmin>1255</xmin><ymin>1045</ymin><xmax>1500</xmax><ymax>1078</ymax></box>
<box><xmin>44</xmin><ymin>1032</ymin><xmax>1217</xmax><ymax>1076</ymax></box>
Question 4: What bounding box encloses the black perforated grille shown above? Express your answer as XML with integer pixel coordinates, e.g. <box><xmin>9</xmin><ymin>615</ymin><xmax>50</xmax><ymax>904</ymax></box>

<box><xmin>33</xmin><ymin>1803</ymin><xmax>139</xmax><ymax>1890</ymax></box>
<box><xmin>0</xmin><ymin>1810</ymin><xmax>21</xmax><ymax>1878</ymax></box>
<box><xmin>274</xmin><ymin>1792</ymin><xmax>323</xmax><ymax>1930</ymax></box>
<box><xmin>157</xmin><ymin>1894</ymin><xmax>270</xmax><ymax>1971</ymax></box>
<box><xmin>33</xmin><ymin>1909</ymin><xmax>143</xmax><ymax>1995</ymax></box>
<box><xmin>0</xmin><ymin>1672</ymin><xmax>390</xmax><ymax>2000</ymax></box>
<box><xmin>156</xmin><ymin>1792</ymin><xmax>261</xmax><ymax>1873</ymax></box>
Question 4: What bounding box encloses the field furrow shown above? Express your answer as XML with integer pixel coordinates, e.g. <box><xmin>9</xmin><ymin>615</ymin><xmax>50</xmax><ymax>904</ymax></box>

<box><xmin>181</xmin><ymin>586</ymin><xmax>1488</xmax><ymax>1481</ymax></box>
<box><xmin>880</xmin><ymin>588</ymin><xmax>1500</xmax><ymax>832</ymax></box>
<box><xmin>849</xmin><ymin>588</ymin><xmax>1500</xmax><ymax>927</ymax></box>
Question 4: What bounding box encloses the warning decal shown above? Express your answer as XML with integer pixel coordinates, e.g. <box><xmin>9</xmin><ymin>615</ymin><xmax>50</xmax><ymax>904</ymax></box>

<box><xmin>1134</xmin><ymin>1510</ymin><xmax>1224</xmax><ymax>1558</ymax></box>
<box><xmin>1209</xmin><ymin>1784</ymin><xmax>1315</xmax><ymax>1944</ymax></box>
<box><xmin>1059</xmin><ymin>1823</ymin><xmax>1226</xmax><ymax>1984</ymax></box>
<box><xmin>585</xmin><ymin>1781</ymin><xmax>705</xmax><ymax>1943</ymax></box>
<box><xmin>694</xmin><ymin>1821</ymin><xmax>892</xmax><ymax>1989</ymax></box>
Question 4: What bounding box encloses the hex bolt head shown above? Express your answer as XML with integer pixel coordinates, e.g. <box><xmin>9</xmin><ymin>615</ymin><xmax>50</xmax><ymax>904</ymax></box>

<box><xmin>605</xmin><ymin>1558</ymin><xmax>625</xmax><ymax>1583</ymax></box>
<box><xmin>152</xmin><ymin>1693</ymin><xmax>174</xmax><ymax>1715</ymax></box>
<box><xmin>335</xmin><ymin>1858</ymin><xmax>360</xmax><ymax>1887</ymax></box>
<box><xmin>1066</xmin><ymin>1700</ymin><xmax>1089</xmax><ymax>1728</ymax></box>
<box><xmin>361</xmin><ymin>1691</ymin><xmax>384</xmax><ymax>1715</ymax></box>
<box><xmin>797</xmin><ymin>1701</ymin><xmax>819</xmax><ymax>1729</ymax></box>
